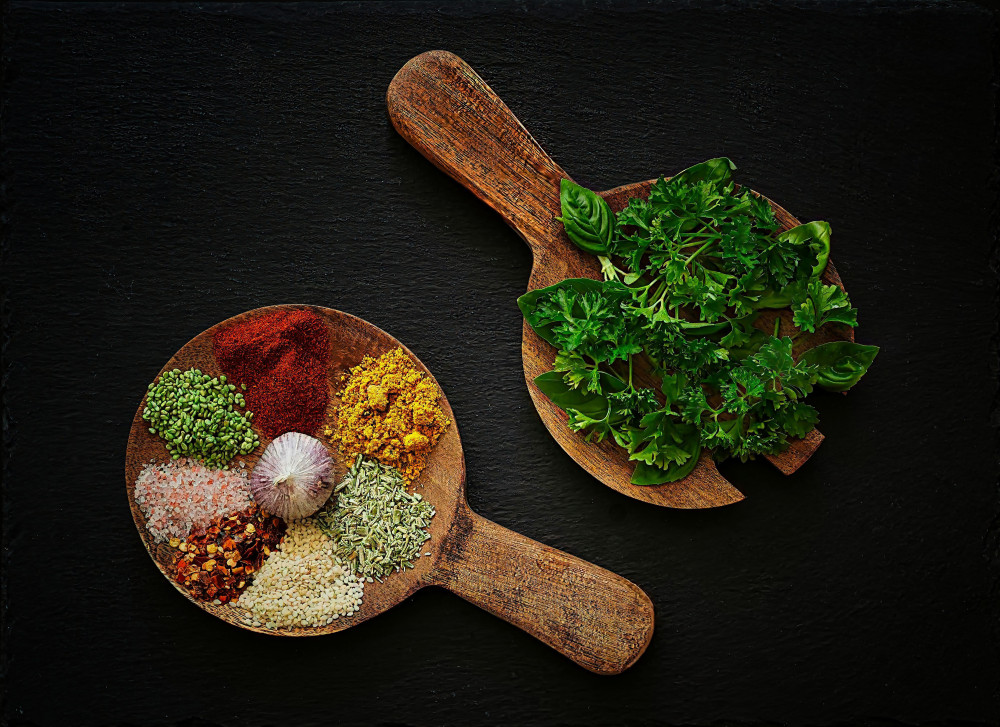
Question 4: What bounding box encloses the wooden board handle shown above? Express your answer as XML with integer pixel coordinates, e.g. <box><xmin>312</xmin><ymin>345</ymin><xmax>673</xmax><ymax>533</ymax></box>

<box><xmin>432</xmin><ymin>507</ymin><xmax>654</xmax><ymax>674</ymax></box>
<box><xmin>387</xmin><ymin>50</ymin><xmax>568</xmax><ymax>252</ymax></box>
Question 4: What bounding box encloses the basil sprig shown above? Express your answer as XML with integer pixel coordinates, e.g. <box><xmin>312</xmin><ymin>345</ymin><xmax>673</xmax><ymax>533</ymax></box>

<box><xmin>556</xmin><ymin>179</ymin><xmax>614</xmax><ymax>255</ymax></box>
<box><xmin>798</xmin><ymin>341</ymin><xmax>879</xmax><ymax>392</ymax></box>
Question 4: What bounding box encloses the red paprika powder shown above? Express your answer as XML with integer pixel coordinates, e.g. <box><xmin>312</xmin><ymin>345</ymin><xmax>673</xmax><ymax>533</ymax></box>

<box><xmin>212</xmin><ymin>309</ymin><xmax>329</xmax><ymax>439</ymax></box>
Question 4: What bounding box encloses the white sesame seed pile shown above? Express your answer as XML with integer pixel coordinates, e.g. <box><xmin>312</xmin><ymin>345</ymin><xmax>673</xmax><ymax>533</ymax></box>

<box><xmin>134</xmin><ymin>459</ymin><xmax>253</xmax><ymax>542</ymax></box>
<box><xmin>236</xmin><ymin>517</ymin><xmax>364</xmax><ymax>629</ymax></box>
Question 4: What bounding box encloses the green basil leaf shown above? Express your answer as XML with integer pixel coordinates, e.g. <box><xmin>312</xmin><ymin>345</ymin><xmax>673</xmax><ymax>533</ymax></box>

<box><xmin>728</xmin><ymin>329</ymin><xmax>769</xmax><ymax>361</ymax></box>
<box><xmin>557</xmin><ymin>178</ymin><xmax>614</xmax><ymax>255</ymax></box>
<box><xmin>667</xmin><ymin>157</ymin><xmax>736</xmax><ymax>188</ymax></box>
<box><xmin>534</xmin><ymin>370</ymin><xmax>626</xmax><ymax>417</ymax></box>
<box><xmin>630</xmin><ymin>450</ymin><xmax>702</xmax><ymax>485</ymax></box>
<box><xmin>680</xmin><ymin>320</ymin><xmax>729</xmax><ymax>336</ymax></box>
<box><xmin>534</xmin><ymin>371</ymin><xmax>607</xmax><ymax>417</ymax></box>
<box><xmin>778</xmin><ymin>221</ymin><xmax>831</xmax><ymax>278</ymax></box>
<box><xmin>755</xmin><ymin>283</ymin><xmax>800</xmax><ymax>309</ymax></box>
<box><xmin>798</xmin><ymin>341</ymin><xmax>879</xmax><ymax>392</ymax></box>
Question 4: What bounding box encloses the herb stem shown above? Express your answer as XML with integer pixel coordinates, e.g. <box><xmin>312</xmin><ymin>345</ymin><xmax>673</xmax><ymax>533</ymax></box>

<box><xmin>598</xmin><ymin>255</ymin><xmax>622</xmax><ymax>282</ymax></box>
<box><xmin>651</xmin><ymin>282</ymin><xmax>670</xmax><ymax>308</ymax></box>
<box><xmin>684</xmin><ymin>240</ymin><xmax>717</xmax><ymax>265</ymax></box>
<box><xmin>678</xmin><ymin>232</ymin><xmax>722</xmax><ymax>247</ymax></box>
<box><xmin>600</xmin><ymin>361</ymin><xmax>627</xmax><ymax>384</ymax></box>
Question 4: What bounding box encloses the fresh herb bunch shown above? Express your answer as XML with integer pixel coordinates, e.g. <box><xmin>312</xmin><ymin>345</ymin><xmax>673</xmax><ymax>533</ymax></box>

<box><xmin>518</xmin><ymin>159</ymin><xmax>878</xmax><ymax>485</ymax></box>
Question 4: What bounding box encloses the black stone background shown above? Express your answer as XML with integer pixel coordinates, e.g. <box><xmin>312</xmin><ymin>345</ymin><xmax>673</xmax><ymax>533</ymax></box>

<box><xmin>2</xmin><ymin>1</ymin><xmax>998</xmax><ymax>725</ymax></box>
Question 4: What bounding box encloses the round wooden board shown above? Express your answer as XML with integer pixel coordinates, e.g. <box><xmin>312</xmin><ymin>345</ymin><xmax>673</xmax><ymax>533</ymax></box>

<box><xmin>125</xmin><ymin>304</ymin><xmax>466</xmax><ymax>636</ymax></box>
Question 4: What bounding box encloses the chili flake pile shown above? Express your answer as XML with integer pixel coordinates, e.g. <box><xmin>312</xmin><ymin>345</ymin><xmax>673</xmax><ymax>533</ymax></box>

<box><xmin>168</xmin><ymin>504</ymin><xmax>285</xmax><ymax>604</ymax></box>
<box><xmin>325</xmin><ymin>348</ymin><xmax>449</xmax><ymax>482</ymax></box>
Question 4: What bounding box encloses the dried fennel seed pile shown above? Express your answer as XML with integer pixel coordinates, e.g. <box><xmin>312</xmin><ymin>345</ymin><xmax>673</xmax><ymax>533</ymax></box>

<box><xmin>317</xmin><ymin>456</ymin><xmax>435</xmax><ymax>580</ymax></box>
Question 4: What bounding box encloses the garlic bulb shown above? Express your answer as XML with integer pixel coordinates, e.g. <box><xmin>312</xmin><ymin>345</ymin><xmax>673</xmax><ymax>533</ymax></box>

<box><xmin>249</xmin><ymin>432</ymin><xmax>335</xmax><ymax>520</ymax></box>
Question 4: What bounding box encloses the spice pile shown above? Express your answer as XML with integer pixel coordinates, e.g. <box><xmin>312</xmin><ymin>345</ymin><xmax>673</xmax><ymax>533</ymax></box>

<box><xmin>237</xmin><ymin>518</ymin><xmax>365</xmax><ymax>629</ymax></box>
<box><xmin>168</xmin><ymin>504</ymin><xmax>285</xmax><ymax>604</ymax></box>
<box><xmin>326</xmin><ymin>348</ymin><xmax>450</xmax><ymax>482</ymax></box>
<box><xmin>213</xmin><ymin>309</ymin><xmax>330</xmax><ymax>439</ymax></box>
<box><xmin>134</xmin><ymin>459</ymin><xmax>253</xmax><ymax>542</ymax></box>
<box><xmin>135</xmin><ymin>310</ymin><xmax>449</xmax><ymax>632</ymax></box>
<box><xmin>142</xmin><ymin>368</ymin><xmax>258</xmax><ymax>467</ymax></box>
<box><xmin>318</xmin><ymin>456</ymin><xmax>435</xmax><ymax>580</ymax></box>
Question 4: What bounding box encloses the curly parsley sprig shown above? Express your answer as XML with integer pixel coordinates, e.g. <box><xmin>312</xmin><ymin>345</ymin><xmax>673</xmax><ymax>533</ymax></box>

<box><xmin>519</xmin><ymin>159</ymin><xmax>879</xmax><ymax>485</ymax></box>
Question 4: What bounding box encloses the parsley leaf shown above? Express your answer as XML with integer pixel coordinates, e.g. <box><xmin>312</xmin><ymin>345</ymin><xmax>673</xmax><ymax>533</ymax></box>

<box><xmin>791</xmin><ymin>279</ymin><xmax>859</xmax><ymax>332</ymax></box>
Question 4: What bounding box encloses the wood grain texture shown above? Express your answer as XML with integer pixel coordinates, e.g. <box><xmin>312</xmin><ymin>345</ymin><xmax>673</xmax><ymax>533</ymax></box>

<box><xmin>387</xmin><ymin>50</ymin><xmax>853</xmax><ymax>509</ymax></box>
<box><xmin>430</xmin><ymin>507</ymin><xmax>653</xmax><ymax>674</ymax></box>
<box><xmin>125</xmin><ymin>305</ymin><xmax>653</xmax><ymax>673</ymax></box>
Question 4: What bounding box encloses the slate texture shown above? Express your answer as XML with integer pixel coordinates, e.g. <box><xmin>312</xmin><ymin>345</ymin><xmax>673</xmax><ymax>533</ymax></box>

<box><xmin>2</xmin><ymin>1</ymin><xmax>998</xmax><ymax>725</ymax></box>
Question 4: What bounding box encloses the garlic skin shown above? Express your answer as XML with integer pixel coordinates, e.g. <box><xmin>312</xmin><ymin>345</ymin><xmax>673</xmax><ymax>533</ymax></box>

<box><xmin>249</xmin><ymin>432</ymin><xmax>335</xmax><ymax>520</ymax></box>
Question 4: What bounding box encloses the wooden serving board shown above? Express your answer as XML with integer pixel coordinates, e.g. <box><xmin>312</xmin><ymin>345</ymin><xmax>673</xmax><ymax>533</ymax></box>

<box><xmin>125</xmin><ymin>305</ymin><xmax>654</xmax><ymax>674</ymax></box>
<box><xmin>387</xmin><ymin>51</ymin><xmax>854</xmax><ymax>509</ymax></box>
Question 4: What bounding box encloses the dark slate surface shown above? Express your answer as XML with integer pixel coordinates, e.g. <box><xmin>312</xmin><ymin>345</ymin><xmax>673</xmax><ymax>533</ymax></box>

<box><xmin>2</xmin><ymin>2</ymin><xmax>998</xmax><ymax>725</ymax></box>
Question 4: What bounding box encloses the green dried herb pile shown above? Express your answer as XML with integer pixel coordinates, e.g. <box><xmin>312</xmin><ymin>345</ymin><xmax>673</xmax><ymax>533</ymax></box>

<box><xmin>317</xmin><ymin>456</ymin><xmax>435</xmax><ymax>580</ymax></box>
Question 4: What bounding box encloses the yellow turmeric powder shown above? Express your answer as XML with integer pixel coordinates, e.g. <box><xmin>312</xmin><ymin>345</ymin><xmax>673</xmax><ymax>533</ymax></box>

<box><xmin>325</xmin><ymin>348</ymin><xmax>449</xmax><ymax>482</ymax></box>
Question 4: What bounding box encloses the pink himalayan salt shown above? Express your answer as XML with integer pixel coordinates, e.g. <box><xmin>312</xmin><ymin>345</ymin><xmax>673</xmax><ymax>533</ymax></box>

<box><xmin>134</xmin><ymin>459</ymin><xmax>253</xmax><ymax>542</ymax></box>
